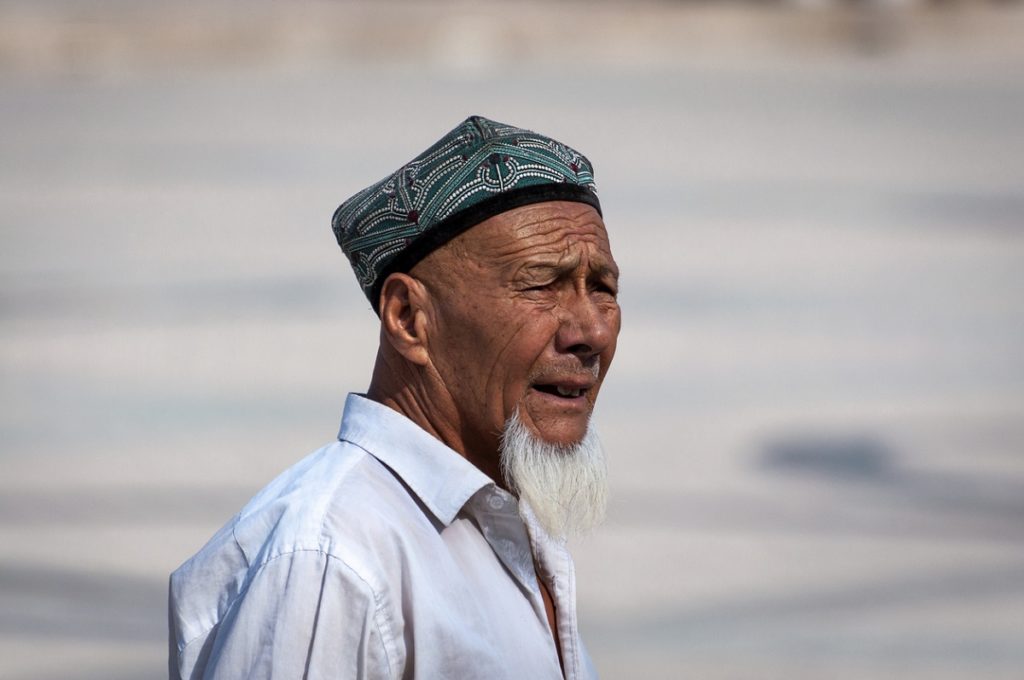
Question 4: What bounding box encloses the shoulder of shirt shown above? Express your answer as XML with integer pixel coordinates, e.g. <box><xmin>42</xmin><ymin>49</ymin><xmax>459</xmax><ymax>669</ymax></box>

<box><xmin>168</xmin><ymin>437</ymin><xmax>426</xmax><ymax>646</ymax></box>
<box><xmin>176</xmin><ymin>435</ymin><xmax>433</xmax><ymax>570</ymax></box>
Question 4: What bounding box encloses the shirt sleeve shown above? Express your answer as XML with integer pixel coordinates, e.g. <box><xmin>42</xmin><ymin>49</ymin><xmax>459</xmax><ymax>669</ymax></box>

<box><xmin>180</xmin><ymin>550</ymin><xmax>398</xmax><ymax>680</ymax></box>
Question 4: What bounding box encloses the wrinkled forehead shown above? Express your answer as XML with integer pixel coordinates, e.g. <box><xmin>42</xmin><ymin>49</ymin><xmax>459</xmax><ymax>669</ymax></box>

<box><xmin>461</xmin><ymin>201</ymin><xmax>616</xmax><ymax>267</ymax></box>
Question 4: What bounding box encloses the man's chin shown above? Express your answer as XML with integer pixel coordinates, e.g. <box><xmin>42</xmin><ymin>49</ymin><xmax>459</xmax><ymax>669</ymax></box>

<box><xmin>517</xmin><ymin>405</ymin><xmax>593</xmax><ymax>448</ymax></box>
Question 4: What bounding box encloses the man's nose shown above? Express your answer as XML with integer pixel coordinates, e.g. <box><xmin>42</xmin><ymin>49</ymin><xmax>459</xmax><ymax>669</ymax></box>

<box><xmin>554</xmin><ymin>291</ymin><xmax>618</xmax><ymax>360</ymax></box>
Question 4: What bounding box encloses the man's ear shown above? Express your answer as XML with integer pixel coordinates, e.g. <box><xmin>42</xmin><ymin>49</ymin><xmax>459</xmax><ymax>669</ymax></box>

<box><xmin>378</xmin><ymin>273</ymin><xmax>431</xmax><ymax>366</ymax></box>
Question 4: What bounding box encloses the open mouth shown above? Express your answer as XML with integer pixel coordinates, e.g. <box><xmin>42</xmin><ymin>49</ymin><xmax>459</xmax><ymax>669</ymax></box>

<box><xmin>532</xmin><ymin>384</ymin><xmax>588</xmax><ymax>399</ymax></box>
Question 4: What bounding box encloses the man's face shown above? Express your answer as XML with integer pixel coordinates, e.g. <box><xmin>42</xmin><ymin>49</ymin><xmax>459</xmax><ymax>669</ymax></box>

<box><xmin>417</xmin><ymin>201</ymin><xmax>621</xmax><ymax>457</ymax></box>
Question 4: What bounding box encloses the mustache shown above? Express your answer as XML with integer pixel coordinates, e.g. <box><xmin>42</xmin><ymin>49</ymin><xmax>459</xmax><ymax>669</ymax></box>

<box><xmin>528</xmin><ymin>356</ymin><xmax>600</xmax><ymax>384</ymax></box>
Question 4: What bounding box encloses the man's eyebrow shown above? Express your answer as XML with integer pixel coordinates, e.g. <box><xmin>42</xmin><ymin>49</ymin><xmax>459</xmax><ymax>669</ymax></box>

<box><xmin>520</xmin><ymin>261</ymin><xmax>565</xmax><ymax>274</ymax></box>
<box><xmin>515</xmin><ymin>260</ymin><xmax>620</xmax><ymax>284</ymax></box>
<box><xmin>516</xmin><ymin>258</ymin><xmax>576</xmax><ymax>277</ymax></box>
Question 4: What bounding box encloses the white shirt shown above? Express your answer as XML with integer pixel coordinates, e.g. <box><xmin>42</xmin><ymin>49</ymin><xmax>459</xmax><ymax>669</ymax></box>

<box><xmin>168</xmin><ymin>393</ymin><xmax>598</xmax><ymax>679</ymax></box>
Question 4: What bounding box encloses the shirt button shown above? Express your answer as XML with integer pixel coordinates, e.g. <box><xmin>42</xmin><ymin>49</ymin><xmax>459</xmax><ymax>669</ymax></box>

<box><xmin>487</xmin><ymin>494</ymin><xmax>505</xmax><ymax>510</ymax></box>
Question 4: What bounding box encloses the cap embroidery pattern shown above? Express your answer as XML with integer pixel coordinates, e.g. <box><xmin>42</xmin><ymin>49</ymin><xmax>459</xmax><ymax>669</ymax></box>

<box><xmin>332</xmin><ymin>115</ymin><xmax>600</xmax><ymax>310</ymax></box>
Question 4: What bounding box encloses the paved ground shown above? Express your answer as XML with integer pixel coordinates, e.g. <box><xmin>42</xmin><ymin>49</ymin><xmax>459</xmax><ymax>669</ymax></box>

<box><xmin>2</xmin><ymin>2</ymin><xmax>1023</xmax><ymax>678</ymax></box>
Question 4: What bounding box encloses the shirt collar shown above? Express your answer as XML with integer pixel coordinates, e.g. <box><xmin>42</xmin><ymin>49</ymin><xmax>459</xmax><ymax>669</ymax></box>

<box><xmin>337</xmin><ymin>393</ymin><xmax>494</xmax><ymax>526</ymax></box>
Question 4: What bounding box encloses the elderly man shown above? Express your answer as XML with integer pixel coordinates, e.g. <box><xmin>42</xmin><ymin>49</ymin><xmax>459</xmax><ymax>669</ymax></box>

<box><xmin>168</xmin><ymin>116</ymin><xmax>620</xmax><ymax>679</ymax></box>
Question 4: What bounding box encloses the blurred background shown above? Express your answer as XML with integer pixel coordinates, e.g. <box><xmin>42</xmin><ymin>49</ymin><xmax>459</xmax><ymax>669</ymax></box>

<box><xmin>2</xmin><ymin>0</ymin><xmax>1023</xmax><ymax>678</ymax></box>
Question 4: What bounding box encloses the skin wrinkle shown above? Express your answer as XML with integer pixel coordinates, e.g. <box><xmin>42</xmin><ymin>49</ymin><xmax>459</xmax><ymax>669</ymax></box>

<box><xmin>370</xmin><ymin>279</ymin><xmax>462</xmax><ymax>455</ymax></box>
<box><xmin>369</xmin><ymin>200</ymin><xmax>620</xmax><ymax>489</ymax></box>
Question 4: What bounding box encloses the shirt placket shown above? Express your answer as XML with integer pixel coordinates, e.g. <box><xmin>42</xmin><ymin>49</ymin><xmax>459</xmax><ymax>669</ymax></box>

<box><xmin>522</xmin><ymin>502</ymin><xmax>583</xmax><ymax>680</ymax></box>
<box><xmin>467</xmin><ymin>487</ymin><xmax>557</xmax><ymax>646</ymax></box>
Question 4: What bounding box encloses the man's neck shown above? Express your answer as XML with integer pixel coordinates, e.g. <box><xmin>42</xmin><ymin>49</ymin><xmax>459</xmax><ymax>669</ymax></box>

<box><xmin>366</xmin><ymin>353</ymin><xmax>506</xmax><ymax>487</ymax></box>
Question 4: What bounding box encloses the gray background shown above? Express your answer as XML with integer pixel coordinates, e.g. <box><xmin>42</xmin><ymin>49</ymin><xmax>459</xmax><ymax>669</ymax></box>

<box><xmin>2</xmin><ymin>1</ymin><xmax>1023</xmax><ymax>678</ymax></box>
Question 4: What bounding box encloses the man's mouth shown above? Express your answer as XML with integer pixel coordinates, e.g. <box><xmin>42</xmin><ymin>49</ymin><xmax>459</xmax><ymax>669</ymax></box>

<box><xmin>530</xmin><ymin>361</ymin><xmax>600</xmax><ymax>403</ymax></box>
<box><xmin>532</xmin><ymin>383</ymin><xmax>591</xmax><ymax>400</ymax></box>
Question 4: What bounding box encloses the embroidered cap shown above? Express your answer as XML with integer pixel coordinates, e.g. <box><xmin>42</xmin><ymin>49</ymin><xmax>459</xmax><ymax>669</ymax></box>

<box><xmin>331</xmin><ymin>115</ymin><xmax>601</xmax><ymax>313</ymax></box>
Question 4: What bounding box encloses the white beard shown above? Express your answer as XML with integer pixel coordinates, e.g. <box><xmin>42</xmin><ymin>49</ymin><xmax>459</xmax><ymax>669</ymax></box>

<box><xmin>499</xmin><ymin>410</ymin><xmax>608</xmax><ymax>541</ymax></box>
